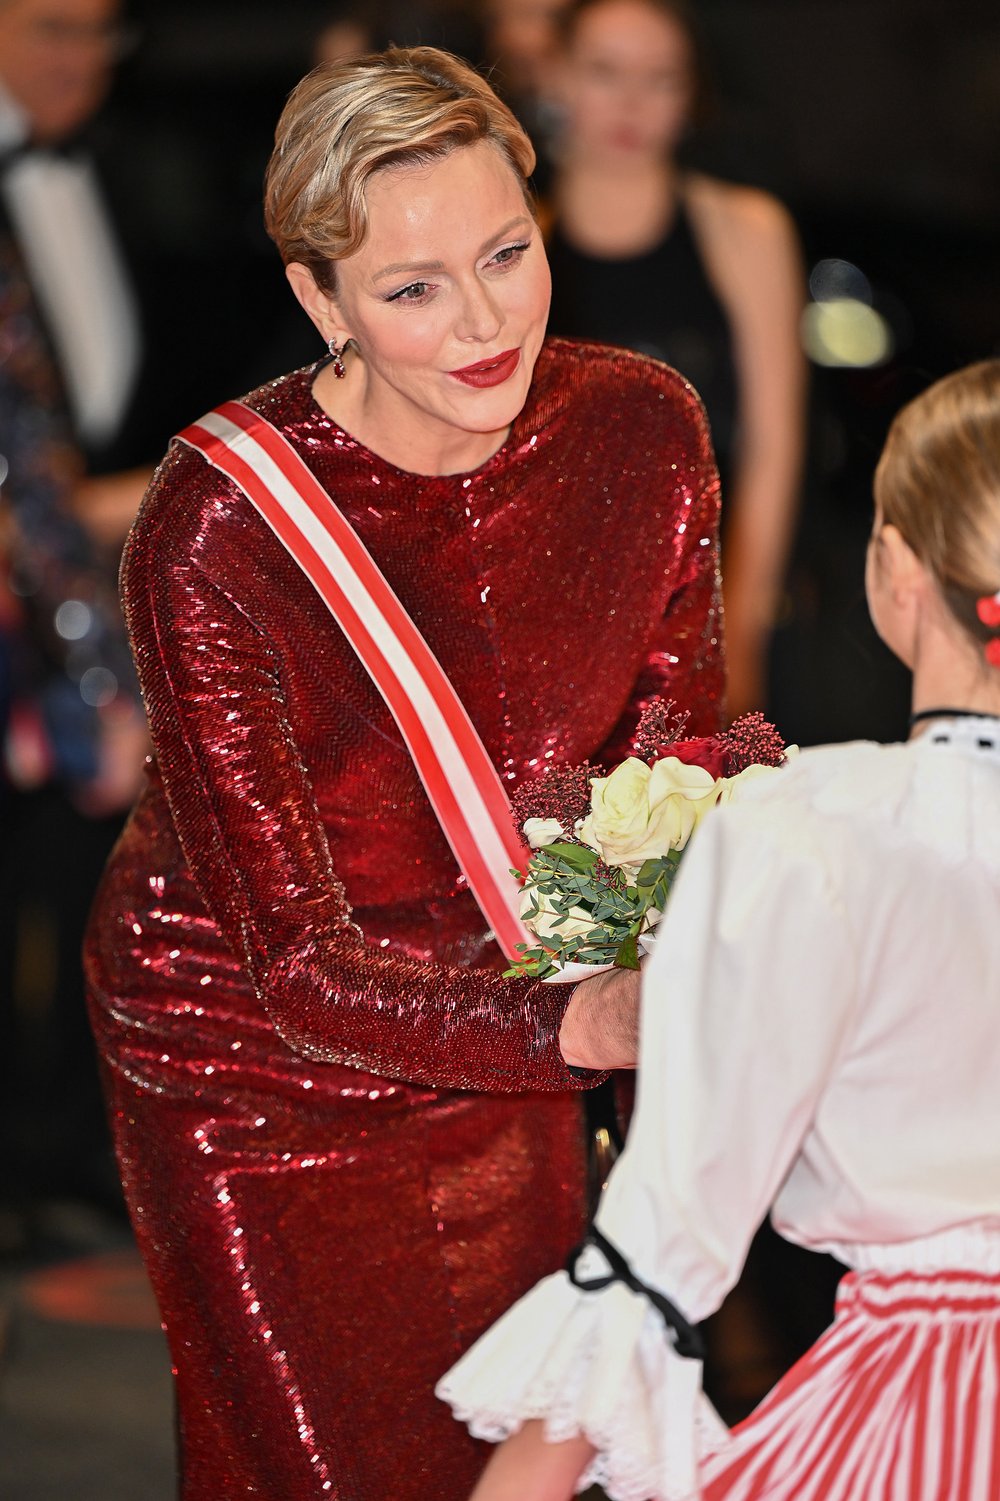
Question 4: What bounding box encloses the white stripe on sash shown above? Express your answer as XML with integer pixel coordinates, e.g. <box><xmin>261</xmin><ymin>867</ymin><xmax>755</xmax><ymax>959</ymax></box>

<box><xmin>177</xmin><ymin>401</ymin><xmax>533</xmax><ymax>962</ymax></box>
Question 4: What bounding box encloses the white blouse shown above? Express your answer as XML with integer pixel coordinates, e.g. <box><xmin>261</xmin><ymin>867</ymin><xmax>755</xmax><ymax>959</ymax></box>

<box><xmin>438</xmin><ymin>719</ymin><xmax>1000</xmax><ymax>1500</ymax></box>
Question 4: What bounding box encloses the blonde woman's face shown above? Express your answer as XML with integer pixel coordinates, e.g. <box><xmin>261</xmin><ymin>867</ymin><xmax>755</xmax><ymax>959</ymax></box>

<box><xmin>324</xmin><ymin>141</ymin><xmax>551</xmax><ymax>468</ymax></box>
<box><xmin>556</xmin><ymin>0</ymin><xmax>695</xmax><ymax>164</ymax></box>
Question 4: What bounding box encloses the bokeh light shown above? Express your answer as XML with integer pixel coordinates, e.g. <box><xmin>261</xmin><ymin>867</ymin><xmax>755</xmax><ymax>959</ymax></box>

<box><xmin>803</xmin><ymin>258</ymin><xmax>894</xmax><ymax>368</ymax></box>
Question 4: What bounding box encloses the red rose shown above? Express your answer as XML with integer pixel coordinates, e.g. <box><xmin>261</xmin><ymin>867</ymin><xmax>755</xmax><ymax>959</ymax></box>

<box><xmin>654</xmin><ymin>735</ymin><xmax>728</xmax><ymax>779</ymax></box>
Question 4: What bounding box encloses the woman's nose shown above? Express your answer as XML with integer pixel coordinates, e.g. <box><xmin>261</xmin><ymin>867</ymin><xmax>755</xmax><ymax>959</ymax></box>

<box><xmin>455</xmin><ymin>279</ymin><xmax>503</xmax><ymax>342</ymax></box>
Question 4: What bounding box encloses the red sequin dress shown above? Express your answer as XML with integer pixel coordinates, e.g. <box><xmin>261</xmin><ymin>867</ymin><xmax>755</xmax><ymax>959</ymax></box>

<box><xmin>84</xmin><ymin>338</ymin><xmax>723</xmax><ymax>1500</ymax></box>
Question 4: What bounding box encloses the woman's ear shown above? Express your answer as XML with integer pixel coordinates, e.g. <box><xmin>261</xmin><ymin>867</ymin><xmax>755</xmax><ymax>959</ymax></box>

<box><xmin>286</xmin><ymin>263</ymin><xmax>349</xmax><ymax>347</ymax></box>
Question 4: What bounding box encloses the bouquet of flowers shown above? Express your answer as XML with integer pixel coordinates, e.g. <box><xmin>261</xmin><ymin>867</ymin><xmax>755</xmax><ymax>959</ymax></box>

<box><xmin>506</xmin><ymin>701</ymin><xmax>789</xmax><ymax>980</ymax></box>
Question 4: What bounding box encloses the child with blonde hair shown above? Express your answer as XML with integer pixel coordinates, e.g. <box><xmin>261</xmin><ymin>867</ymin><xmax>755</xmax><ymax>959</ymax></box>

<box><xmin>441</xmin><ymin>360</ymin><xmax>1000</xmax><ymax>1500</ymax></box>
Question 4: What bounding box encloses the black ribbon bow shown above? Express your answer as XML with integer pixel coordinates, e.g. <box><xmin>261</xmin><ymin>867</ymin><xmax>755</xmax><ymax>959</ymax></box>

<box><xmin>566</xmin><ymin>1223</ymin><xmax>705</xmax><ymax>1360</ymax></box>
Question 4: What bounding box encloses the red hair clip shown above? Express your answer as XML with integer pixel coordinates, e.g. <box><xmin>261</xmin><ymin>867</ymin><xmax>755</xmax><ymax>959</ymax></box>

<box><xmin>977</xmin><ymin>591</ymin><xmax>1000</xmax><ymax>630</ymax></box>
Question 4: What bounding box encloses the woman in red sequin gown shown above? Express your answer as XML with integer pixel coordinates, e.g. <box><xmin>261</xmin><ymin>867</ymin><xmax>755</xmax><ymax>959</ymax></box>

<box><xmin>84</xmin><ymin>48</ymin><xmax>724</xmax><ymax>1501</ymax></box>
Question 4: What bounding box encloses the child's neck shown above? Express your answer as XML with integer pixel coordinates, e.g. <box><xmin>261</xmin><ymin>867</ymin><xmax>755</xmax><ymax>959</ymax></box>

<box><xmin>909</xmin><ymin>649</ymin><xmax>1000</xmax><ymax>732</ymax></box>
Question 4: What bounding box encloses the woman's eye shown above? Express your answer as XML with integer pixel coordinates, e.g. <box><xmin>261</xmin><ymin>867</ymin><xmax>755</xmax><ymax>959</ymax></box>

<box><xmin>386</xmin><ymin>281</ymin><xmax>433</xmax><ymax>304</ymax></box>
<box><xmin>489</xmin><ymin>242</ymin><xmax>530</xmax><ymax>270</ymax></box>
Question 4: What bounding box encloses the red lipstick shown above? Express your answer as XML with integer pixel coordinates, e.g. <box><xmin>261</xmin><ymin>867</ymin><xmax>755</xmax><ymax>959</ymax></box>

<box><xmin>448</xmin><ymin>348</ymin><xmax>520</xmax><ymax>388</ymax></box>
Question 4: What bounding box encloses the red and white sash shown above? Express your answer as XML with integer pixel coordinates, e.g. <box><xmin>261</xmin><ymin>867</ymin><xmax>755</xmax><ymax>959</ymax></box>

<box><xmin>177</xmin><ymin>401</ymin><xmax>532</xmax><ymax>962</ymax></box>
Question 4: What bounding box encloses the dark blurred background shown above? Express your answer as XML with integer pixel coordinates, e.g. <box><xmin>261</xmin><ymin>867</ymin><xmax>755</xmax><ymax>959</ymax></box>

<box><xmin>108</xmin><ymin>0</ymin><xmax>1000</xmax><ymax>746</ymax></box>
<box><xmin>3</xmin><ymin>3</ymin><xmax>1000</xmax><ymax>1494</ymax></box>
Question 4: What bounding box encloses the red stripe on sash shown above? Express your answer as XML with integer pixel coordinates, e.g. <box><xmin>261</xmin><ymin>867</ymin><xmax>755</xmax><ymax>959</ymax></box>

<box><xmin>214</xmin><ymin>402</ymin><xmax>524</xmax><ymax>862</ymax></box>
<box><xmin>177</xmin><ymin>404</ymin><xmax>533</xmax><ymax>962</ymax></box>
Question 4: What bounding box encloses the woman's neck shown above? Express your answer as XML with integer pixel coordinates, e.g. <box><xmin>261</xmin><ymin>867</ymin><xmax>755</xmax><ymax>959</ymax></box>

<box><xmin>312</xmin><ymin>359</ymin><xmax>511</xmax><ymax>477</ymax></box>
<box><xmin>556</xmin><ymin>158</ymin><xmax>680</xmax><ymax>257</ymax></box>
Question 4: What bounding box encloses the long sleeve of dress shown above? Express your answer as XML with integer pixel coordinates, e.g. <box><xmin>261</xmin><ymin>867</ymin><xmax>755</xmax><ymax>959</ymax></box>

<box><xmin>126</xmin><ymin>529</ymin><xmax>592</xmax><ymax>1095</ymax></box>
<box><xmin>438</xmin><ymin>789</ymin><xmax>860</xmax><ymax>1497</ymax></box>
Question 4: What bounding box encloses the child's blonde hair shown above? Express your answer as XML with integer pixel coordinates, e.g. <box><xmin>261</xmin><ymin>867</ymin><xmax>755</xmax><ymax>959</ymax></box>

<box><xmin>874</xmin><ymin>360</ymin><xmax>1000</xmax><ymax>658</ymax></box>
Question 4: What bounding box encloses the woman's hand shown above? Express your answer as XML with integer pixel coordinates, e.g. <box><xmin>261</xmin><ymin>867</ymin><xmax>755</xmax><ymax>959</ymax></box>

<box><xmin>559</xmin><ymin>965</ymin><xmax>641</xmax><ymax>1070</ymax></box>
<box><xmin>71</xmin><ymin>700</ymin><xmax>151</xmax><ymax>818</ymax></box>
<box><xmin>73</xmin><ymin>466</ymin><xmax>153</xmax><ymax>548</ymax></box>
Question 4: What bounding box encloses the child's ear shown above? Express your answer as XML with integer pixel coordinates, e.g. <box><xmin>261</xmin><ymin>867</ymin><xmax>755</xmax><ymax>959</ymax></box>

<box><xmin>880</xmin><ymin>523</ymin><xmax>926</xmax><ymax>606</ymax></box>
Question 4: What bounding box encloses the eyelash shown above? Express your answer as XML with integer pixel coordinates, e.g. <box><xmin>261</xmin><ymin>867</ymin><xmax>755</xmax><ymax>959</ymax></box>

<box><xmin>384</xmin><ymin>242</ymin><xmax>531</xmax><ymax>305</ymax></box>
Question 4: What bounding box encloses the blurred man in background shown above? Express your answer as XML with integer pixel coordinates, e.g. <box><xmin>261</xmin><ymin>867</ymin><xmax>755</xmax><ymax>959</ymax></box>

<box><xmin>0</xmin><ymin>0</ymin><xmax>150</xmax><ymax>1245</ymax></box>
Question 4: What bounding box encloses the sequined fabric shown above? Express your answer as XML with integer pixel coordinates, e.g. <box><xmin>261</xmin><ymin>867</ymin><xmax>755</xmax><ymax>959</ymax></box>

<box><xmin>84</xmin><ymin>338</ymin><xmax>723</xmax><ymax>1499</ymax></box>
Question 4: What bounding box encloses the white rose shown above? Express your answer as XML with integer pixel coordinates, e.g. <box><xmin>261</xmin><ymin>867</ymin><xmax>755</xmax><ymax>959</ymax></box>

<box><xmin>714</xmin><ymin>762</ymin><xmax>783</xmax><ymax>805</ymax></box>
<box><xmin>577</xmin><ymin>758</ymin><xmax>650</xmax><ymax>863</ymax></box>
<box><xmin>522</xmin><ymin>817</ymin><xmax>566</xmax><ymax>849</ymax></box>
<box><xmin>579</xmin><ymin>755</ymin><xmax>719</xmax><ymax>868</ymax></box>
<box><xmin>519</xmin><ymin>884</ymin><xmax>597</xmax><ymax>943</ymax></box>
<box><xmin>646</xmin><ymin>756</ymin><xmax>722</xmax><ymax>850</ymax></box>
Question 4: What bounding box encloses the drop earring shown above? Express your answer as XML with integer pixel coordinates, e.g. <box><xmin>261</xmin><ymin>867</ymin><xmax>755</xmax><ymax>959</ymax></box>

<box><xmin>327</xmin><ymin>338</ymin><xmax>347</xmax><ymax>379</ymax></box>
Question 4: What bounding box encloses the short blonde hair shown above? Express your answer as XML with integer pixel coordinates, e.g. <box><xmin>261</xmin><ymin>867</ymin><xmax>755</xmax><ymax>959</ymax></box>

<box><xmin>264</xmin><ymin>46</ymin><xmax>536</xmax><ymax>295</ymax></box>
<box><xmin>874</xmin><ymin>360</ymin><xmax>1000</xmax><ymax>650</ymax></box>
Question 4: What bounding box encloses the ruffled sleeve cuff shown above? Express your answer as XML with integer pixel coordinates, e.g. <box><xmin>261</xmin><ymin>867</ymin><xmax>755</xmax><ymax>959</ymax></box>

<box><xmin>436</xmin><ymin>1251</ymin><xmax>729</xmax><ymax>1501</ymax></box>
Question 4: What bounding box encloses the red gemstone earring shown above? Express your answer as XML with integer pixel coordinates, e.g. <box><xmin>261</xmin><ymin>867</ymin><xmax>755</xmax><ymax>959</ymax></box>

<box><xmin>327</xmin><ymin>338</ymin><xmax>347</xmax><ymax>379</ymax></box>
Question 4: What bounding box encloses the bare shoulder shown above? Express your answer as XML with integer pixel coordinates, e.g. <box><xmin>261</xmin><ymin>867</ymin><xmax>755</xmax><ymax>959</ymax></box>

<box><xmin>685</xmin><ymin>173</ymin><xmax>803</xmax><ymax>308</ymax></box>
<box><xmin>687</xmin><ymin>173</ymin><xmax>796</xmax><ymax>240</ymax></box>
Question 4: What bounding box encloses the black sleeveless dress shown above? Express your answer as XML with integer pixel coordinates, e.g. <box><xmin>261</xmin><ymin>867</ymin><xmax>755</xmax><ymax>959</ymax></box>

<box><xmin>546</xmin><ymin>198</ymin><xmax>738</xmax><ymax>486</ymax></box>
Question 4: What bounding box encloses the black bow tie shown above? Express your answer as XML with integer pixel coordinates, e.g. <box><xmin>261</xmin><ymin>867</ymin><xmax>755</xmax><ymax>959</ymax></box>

<box><xmin>0</xmin><ymin>136</ymin><xmax>86</xmax><ymax>170</ymax></box>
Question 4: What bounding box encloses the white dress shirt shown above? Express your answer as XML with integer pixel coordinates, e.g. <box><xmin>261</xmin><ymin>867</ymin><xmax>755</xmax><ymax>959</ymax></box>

<box><xmin>438</xmin><ymin>717</ymin><xmax>1000</xmax><ymax>1499</ymax></box>
<box><xmin>0</xmin><ymin>81</ymin><xmax>140</xmax><ymax>448</ymax></box>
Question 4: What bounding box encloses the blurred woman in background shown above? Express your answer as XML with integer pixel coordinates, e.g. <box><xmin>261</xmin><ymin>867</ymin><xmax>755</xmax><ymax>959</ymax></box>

<box><xmin>545</xmin><ymin>0</ymin><xmax>807</xmax><ymax>717</ymax></box>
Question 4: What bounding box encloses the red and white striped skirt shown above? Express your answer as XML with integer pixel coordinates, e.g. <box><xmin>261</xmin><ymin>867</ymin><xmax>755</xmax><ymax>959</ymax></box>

<box><xmin>700</xmin><ymin>1266</ymin><xmax>1000</xmax><ymax>1500</ymax></box>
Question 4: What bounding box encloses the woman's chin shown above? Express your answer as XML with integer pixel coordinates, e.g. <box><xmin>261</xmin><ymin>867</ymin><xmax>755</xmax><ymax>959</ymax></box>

<box><xmin>446</xmin><ymin>373</ymin><xmax>532</xmax><ymax>434</ymax></box>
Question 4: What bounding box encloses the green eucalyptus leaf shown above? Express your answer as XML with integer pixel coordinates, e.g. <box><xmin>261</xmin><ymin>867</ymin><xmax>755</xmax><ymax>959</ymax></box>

<box><xmin>541</xmin><ymin>842</ymin><xmax>599</xmax><ymax>873</ymax></box>
<box><xmin>636</xmin><ymin>857</ymin><xmax>668</xmax><ymax>887</ymax></box>
<box><xmin>614</xmin><ymin>932</ymin><xmax>641</xmax><ymax>970</ymax></box>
